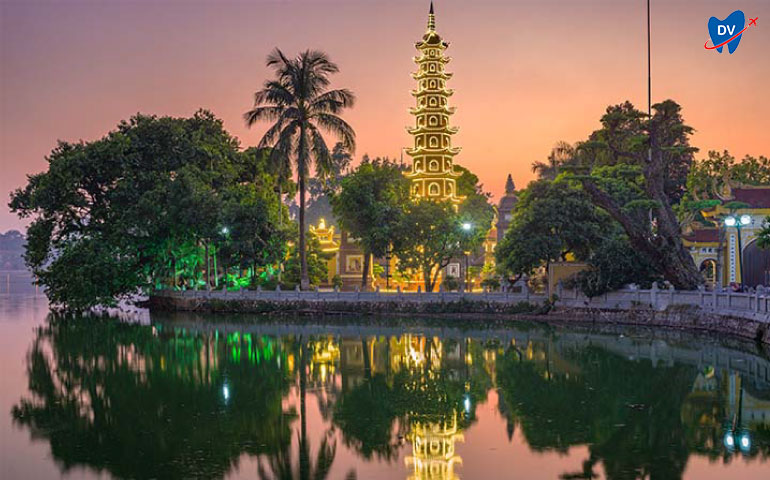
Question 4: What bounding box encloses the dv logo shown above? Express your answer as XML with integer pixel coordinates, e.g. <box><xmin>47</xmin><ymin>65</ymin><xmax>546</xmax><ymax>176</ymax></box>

<box><xmin>705</xmin><ymin>10</ymin><xmax>758</xmax><ymax>54</ymax></box>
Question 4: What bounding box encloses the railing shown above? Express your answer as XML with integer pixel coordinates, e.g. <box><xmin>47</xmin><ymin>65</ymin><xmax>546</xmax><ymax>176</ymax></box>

<box><xmin>156</xmin><ymin>283</ymin><xmax>770</xmax><ymax>323</ymax></box>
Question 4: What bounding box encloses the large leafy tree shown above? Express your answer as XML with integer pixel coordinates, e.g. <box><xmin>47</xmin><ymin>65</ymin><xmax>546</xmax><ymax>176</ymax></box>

<box><xmin>331</xmin><ymin>157</ymin><xmax>410</xmax><ymax>288</ymax></box>
<box><xmin>392</xmin><ymin>199</ymin><xmax>464</xmax><ymax>292</ymax></box>
<box><xmin>495</xmin><ymin>178</ymin><xmax>607</xmax><ymax>282</ymax></box>
<box><xmin>574</xmin><ymin>100</ymin><xmax>702</xmax><ymax>289</ymax></box>
<box><xmin>245</xmin><ymin>49</ymin><xmax>356</xmax><ymax>290</ymax></box>
<box><xmin>9</xmin><ymin>111</ymin><xmax>288</xmax><ymax>309</ymax></box>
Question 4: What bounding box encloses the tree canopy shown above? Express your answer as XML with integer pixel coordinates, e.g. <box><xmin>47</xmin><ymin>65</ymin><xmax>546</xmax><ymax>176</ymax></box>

<box><xmin>331</xmin><ymin>157</ymin><xmax>410</xmax><ymax>288</ymax></box>
<box><xmin>9</xmin><ymin>110</ymin><xmax>291</xmax><ymax>309</ymax></box>
<box><xmin>570</xmin><ymin>100</ymin><xmax>702</xmax><ymax>289</ymax></box>
<box><xmin>495</xmin><ymin>178</ymin><xmax>608</xmax><ymax>283</ymax></box>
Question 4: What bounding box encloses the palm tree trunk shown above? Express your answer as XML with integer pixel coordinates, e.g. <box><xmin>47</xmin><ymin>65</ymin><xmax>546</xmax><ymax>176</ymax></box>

<box><xmin>298</xmin><ymin>165</ymin><xmax>310</xmax><ymax>291</ymax></box>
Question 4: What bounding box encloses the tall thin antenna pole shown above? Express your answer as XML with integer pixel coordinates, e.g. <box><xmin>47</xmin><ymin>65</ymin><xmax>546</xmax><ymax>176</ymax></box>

<box><xmin>647</xmin><ymin>0</ymin><xmax>652</xmax><ymax>163</ymax></box>
<box><xmin>647</xmin><ymin>0</ymin><xmax>651</xmax><ymax>118</ymax></box>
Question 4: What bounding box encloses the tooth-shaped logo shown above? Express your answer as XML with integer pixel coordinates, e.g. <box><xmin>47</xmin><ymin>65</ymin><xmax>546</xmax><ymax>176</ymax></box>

<box><xmin>707</xmin><ymin>10</ymin><xmax>746</xmax><ymax>54</ymax></box>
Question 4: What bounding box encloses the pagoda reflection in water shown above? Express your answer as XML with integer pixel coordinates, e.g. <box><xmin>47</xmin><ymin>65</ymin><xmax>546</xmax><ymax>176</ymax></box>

<box><xmin>406</xmin><ymin>412</ymin><xmax>464</xmax><ymax>480</ymax></box>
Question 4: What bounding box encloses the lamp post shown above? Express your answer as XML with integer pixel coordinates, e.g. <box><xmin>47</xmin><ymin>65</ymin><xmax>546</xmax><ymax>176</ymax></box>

<box><xmin>385</xmin><ymin>245</ymin><xmax>392</xmax><ymax>291</ymax></box>
<box><xmin>724</xmin><ymin>214</ymin><xmax>751</xmax><ymax>289</ymax></box>
<box><xmin>220</xmin><ymin>226</ymin><xmax>230</xmax><ymax>291</ymax></box>
<box><xmin>461</xmin><ymin>222</ymin><xmax>473</xmax><ymax>291</ymax></box>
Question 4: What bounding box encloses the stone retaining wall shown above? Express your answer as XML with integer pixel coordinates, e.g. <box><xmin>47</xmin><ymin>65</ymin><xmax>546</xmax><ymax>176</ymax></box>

<box><xmin>149</xmin><ymin>289</ymin><xmax>770</xmax><ymax>344</ymax></box>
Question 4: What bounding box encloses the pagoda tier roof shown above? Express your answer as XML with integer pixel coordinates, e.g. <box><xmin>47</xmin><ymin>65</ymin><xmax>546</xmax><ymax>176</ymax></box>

<box><xmin>407</xmin><ymin>125</ymin><xmax>459</xmax><ymax>134</ymax></box>
<box><xmin>405</xmin><ymin>170</ymin><xmax>463</xmax><ymax>179</ymax></box>
<box><xmin>416</xmin><ymin>37</ymin><xmax>449</xmax><ymax>49</ymax></box>
<box><xmin>414</xmin><ymin>55</ymin><xmax>451</xmax><ymax>64</ymax></box>
<box><xmin>411</xmin><ymin>88</ymin><xmax>454</xmax><ymax>97</ymax></box>
<box><xmin>411</xmin><ymin>71</ymin><xmax>453</xmax><ymax>80</ymax></box>
<box><xmin>406</xmin><ymin>146</ymin><xmax>461</xmax><ymax>156</ymax></box>
<box><xmin>409</xmin><ymin>105</ymin><xmax>456</xmax><ymax>115</ymax></box>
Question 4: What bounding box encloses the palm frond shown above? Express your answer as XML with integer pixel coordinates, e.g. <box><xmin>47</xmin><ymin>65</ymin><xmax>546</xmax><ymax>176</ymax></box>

<box><xmin>253</xmin><ymin>81</ymin><xmax>295</xmax><ymax>107</ymax></box>
<box><xmin>244</xmin><ymin>106</ymin><xmax>286</xmax><ymax>127</ymax></box>
<box><xmin>266</xmin><ymin>47</ymin><xmax>292</xmax><ymax>70</ymax></box>
<box><xmin>308</xmin><ymin>125</ymin><xmax>332</xmax><ymax>180</ymax></box>
<box><xmin>309</xmin><ymin>89</ymin><xmax>356</xmax><ymax>114</ymax></box>
<box><xmin>313</xmin><ymin>113</ymin><xmax>356</xmax><ymax>154</ymax></box>
<box><xmin>258</xmin><ymin>116</ymin><xmax>298</xmax><ymax>150</ymax></box>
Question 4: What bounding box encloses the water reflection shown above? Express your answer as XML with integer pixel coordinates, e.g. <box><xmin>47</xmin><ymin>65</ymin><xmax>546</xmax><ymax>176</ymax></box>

<box><xmin>10</xmin><ymin>314</ymin><xmax>770</xmax><ymax>479</ymax></box>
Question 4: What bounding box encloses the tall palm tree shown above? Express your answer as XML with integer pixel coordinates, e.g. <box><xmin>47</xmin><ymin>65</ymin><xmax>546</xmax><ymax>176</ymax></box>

<box><xmin>246</xmin><ymin>49</ymin><xmax>356</xmax><ymax>289</ymax></box>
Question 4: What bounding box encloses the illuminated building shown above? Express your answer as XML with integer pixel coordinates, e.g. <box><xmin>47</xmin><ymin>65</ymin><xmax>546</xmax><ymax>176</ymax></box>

<box><xmin>682</xmin><ymin>186</ymin><xmax>770</xmax><ymax>288</ymax></box>
<box><xmin>406</xmin><ymin>2</ymin><xmax>463</xmax><ymax>205</ymax></box>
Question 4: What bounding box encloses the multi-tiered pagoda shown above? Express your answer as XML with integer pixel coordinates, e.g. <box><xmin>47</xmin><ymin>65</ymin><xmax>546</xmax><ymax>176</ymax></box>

<box><xmin>406</xmin><ymin>2</ymin><xmax>463</xmax><ymax>205</ymax></box>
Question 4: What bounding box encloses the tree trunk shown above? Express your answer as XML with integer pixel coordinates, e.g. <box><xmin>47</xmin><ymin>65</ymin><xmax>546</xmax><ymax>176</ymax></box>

<box><xmin>581</xmin><ymin>178</ymin><xmax>701</xmax><ymax>290</ymax></box>
<box><xmin>299</xmin><ymin>171</ymin><xmax>309</xmax><ymax>290</ymax></box>
<box><xmin>361</xmin><ymin>251</ymin><xmax>371</xmax><ymax>291</ymax></box>
<box><xmin>423</xmin><ymin>268</ymin><xmax>433</xmax><ymax>293</ymax></box>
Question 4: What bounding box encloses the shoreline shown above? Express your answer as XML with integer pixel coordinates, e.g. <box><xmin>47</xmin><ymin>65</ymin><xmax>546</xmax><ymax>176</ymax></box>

<box><xmin>148</xmin><ymin>294</ymin><xmax>770</xmax><ymax>345</ymax></box>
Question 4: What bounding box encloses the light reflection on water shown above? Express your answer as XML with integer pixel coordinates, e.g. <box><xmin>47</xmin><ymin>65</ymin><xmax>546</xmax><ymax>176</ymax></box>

<box><xmin>1</xmin><ymin>296</ymin><xmax>769</xmax><ymax>479</ymax></box>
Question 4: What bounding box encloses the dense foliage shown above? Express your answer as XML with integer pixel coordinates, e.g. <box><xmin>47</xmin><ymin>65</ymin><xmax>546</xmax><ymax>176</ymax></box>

<box><xmin>498</xmin><ymin>100</ymin><xmax>703</xmax><ymax>292</ymax></box>
<box><xmin>574</xmin><ymin>100</ymin><xmax>702</xmax><ymax>288</ymax></box>
<box><xmin>685</xmin><ymin>150</ymin><xmax>770</xmax><ymax>201</ymax></box>
<box><xmin>495</xmin><ymin>178</ymin><xmax>607</xmax><ymax>283</ymax></box>
<box><xmin>331</xmin><ymin>157</ymin><xmax>410</xmax><ymax>288</ymax></box>
<box><xmin>9</xmin><ymin>111</ymin><xmax>291</xmax><ymax>309</ymax></box>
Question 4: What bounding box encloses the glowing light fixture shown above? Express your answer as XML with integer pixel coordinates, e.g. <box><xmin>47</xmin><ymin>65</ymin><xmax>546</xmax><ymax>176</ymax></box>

<box><xmin>739</xmin><ymin>214</ymin><xmax>751</xmax><ymax>226</ymax></box>
<box><xmin>740</xmin><ymin>433</ymin><xmax>751</xmax><ymax>452</ymax></box>
<box><xmin>724</xmin><ymin>216</ymin><xmax>736</xmax><ymax>227</ymax></box>
<box><xmin>462</xmin><ymin>222</ymin><xmax>472</xmax><ymax>231</ymax></box>
<box><xmin>724</xmin><ymin>431</ymin><xmax>735</xmax><ymax>449</ymax></box>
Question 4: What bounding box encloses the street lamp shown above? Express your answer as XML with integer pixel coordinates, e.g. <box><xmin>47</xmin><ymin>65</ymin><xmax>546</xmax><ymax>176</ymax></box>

<box><xmin>724</xmin><ymin>214</ymin><xmax>751</xmax><ymax>289</ymax></box>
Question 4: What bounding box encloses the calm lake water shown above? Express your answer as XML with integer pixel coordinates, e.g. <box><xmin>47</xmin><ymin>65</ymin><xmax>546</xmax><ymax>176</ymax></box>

<box><xmin>1</xmin><ymin>293</ymin><xmax>769</xmax><ymax>479</ymax></box>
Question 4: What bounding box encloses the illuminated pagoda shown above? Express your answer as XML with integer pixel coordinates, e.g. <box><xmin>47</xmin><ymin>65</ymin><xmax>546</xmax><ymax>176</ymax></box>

<box><xmin>406</xmin><ymin>412</ymin><xmax>464</xmax><ymax>480</ymax></box>
<box><xmin>407</xmin><ymin>1</ymin><xmax>463</xmax><ymax>205</ymax></box>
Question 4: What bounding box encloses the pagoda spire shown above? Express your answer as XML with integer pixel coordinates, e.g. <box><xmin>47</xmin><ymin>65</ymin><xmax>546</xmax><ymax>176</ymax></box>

<box><xmin>428</xmin><ymin>1</ymin><xmax>436</xmax><ymax>31</ymax></box>
<box><xmin>505</xmin><ymin>174</ymin><xmax>515</xmax><ymax>194</ymax></box>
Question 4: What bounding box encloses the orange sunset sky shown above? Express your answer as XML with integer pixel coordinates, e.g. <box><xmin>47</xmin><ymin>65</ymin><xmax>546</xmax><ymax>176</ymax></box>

<box><xmin>1</xmin><ymin>0</ymin><xmax>769</xmax><ymax>232</ymax></box>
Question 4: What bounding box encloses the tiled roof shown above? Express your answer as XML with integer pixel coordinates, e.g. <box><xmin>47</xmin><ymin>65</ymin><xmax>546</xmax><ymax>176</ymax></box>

<box><xmin>683</xmin><ymin>228</ymin><xmax>719</xmax><ymax>243</ymax></box>
<box><xmin>732</xmin><ymin>187</ymin><xmax>770</xmax><ymax>208</ymax></box>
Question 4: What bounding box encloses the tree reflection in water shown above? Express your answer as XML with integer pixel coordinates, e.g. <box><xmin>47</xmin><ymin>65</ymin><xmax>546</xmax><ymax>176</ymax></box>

<box><xmin>10</xmin><ymin>314</ymin><xmax>770</xmax><ymax>480</ymax></box>
<box><xmin>12</xmin><ymin>315</ymin><xmax>295</xmax><ymax>479</ymax></box>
